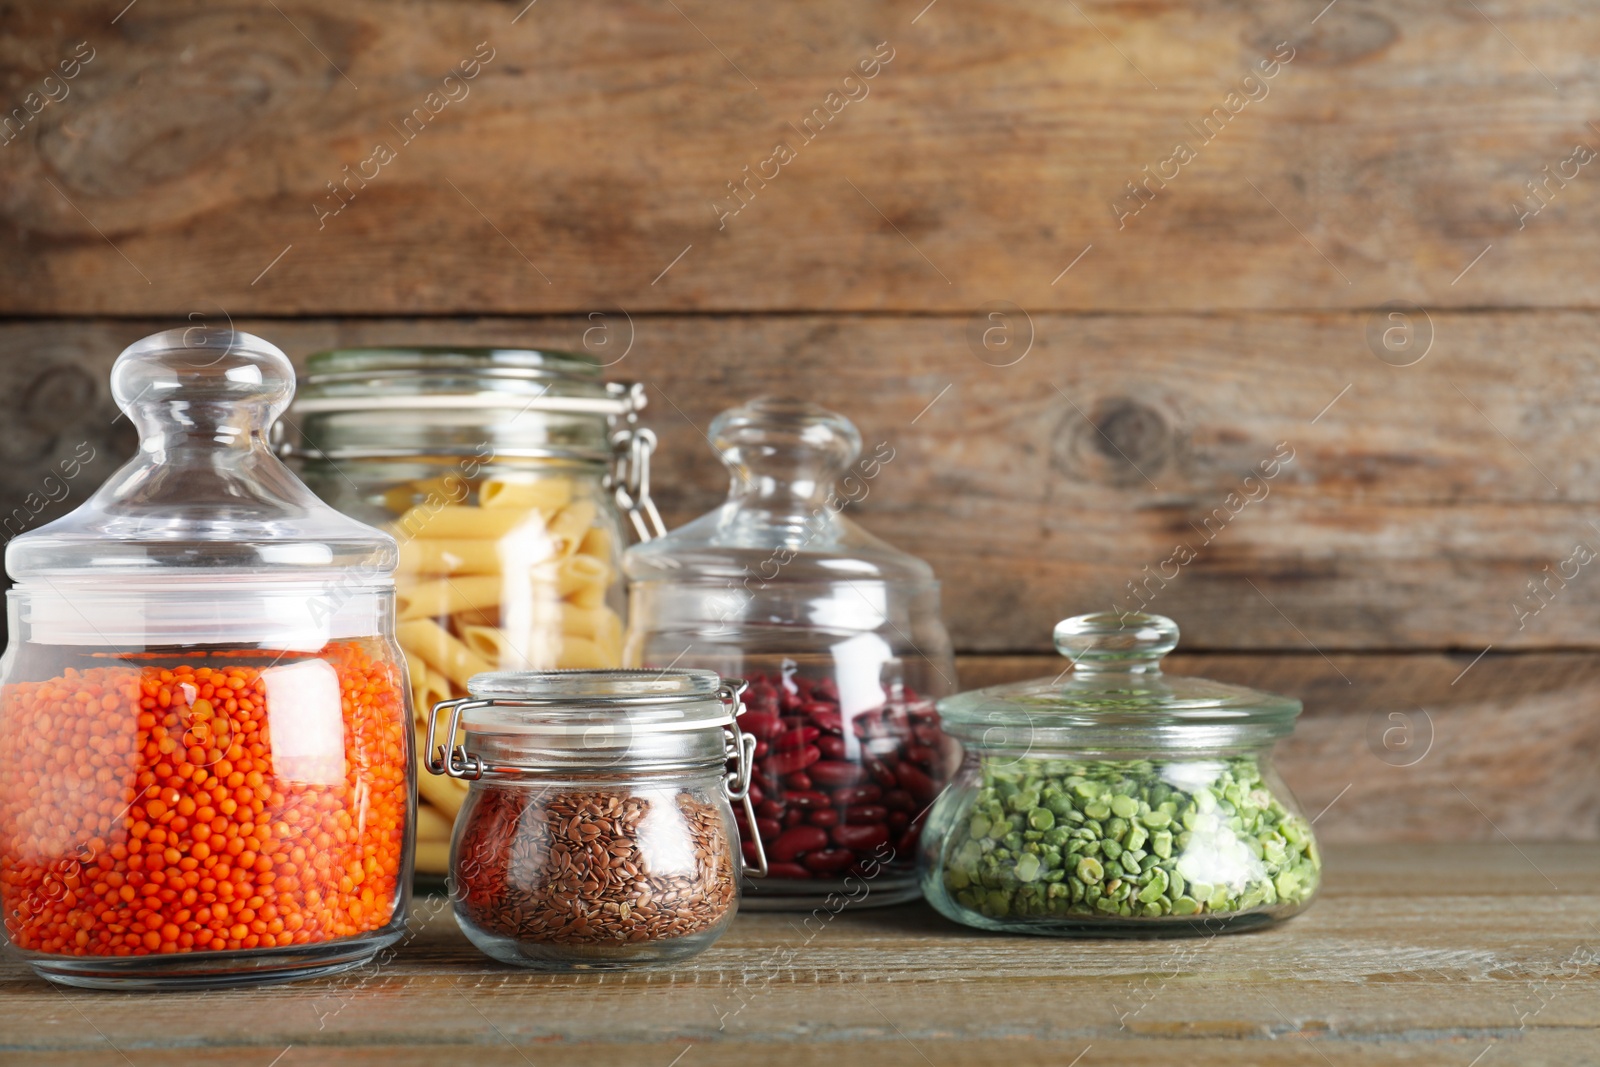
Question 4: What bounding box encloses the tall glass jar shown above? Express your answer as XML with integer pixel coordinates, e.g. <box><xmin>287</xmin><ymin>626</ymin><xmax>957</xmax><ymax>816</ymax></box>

<box><xmin>425</xmin><ymin>669</ymin><xmax>759</xmax><ymax>969</ymax></box>
<box><xmin>0</xmin><ymin>329</ymin><xmax>413</xmax><ymax>989</ymax></box>
<box><xmin>920</xmin><ymin>612</ymin><xmax>1321</xmax><ymax>937</ymax></box>
<box><xmin>284</xmin><ymin>348</ymin><xmax>661</xmax><ymax>877</ymax></box>
<box><xmin>623</xmin><ymin>397</ymin><xmax>957</xmax><ymax>909</ymax></box>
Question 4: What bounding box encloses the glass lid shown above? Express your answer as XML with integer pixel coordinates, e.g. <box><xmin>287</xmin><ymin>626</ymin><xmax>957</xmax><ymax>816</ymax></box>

<box><xmin>623</xmin><ymin>396</ymin><xmax>930</xmax><ymax>585</ymax></box>
<box><xmin>938</xmin><ymin>612</ymin><xmax>1301</xmax><ymax>737</ymax></box>
<box><xmin>294</xmin><ymin>347</ymin><xmax>636</xmax><ymax>415</ymax></box>
<box><xmin>460</xmin><ymin>669</ymin><xmax>736</xmax><ymax>733</ymax></box>
<box><xmin>6</xmin><ymin>328</ymin><xmax>395</xmax><ymax>581</ymax></box>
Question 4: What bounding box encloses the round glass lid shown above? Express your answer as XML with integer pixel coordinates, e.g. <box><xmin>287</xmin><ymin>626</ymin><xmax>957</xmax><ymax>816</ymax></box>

<box><xmin>937</xmin><ymin>612</ymin><xmax>1301</xmax><ymax>732</ymax></box>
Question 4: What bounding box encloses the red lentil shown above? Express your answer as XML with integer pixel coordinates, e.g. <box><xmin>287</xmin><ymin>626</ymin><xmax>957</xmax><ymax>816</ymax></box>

<box><xmin>0</xmin><ymin>639</ymin><xmax>408</xmax><ymax>957</ymax></box>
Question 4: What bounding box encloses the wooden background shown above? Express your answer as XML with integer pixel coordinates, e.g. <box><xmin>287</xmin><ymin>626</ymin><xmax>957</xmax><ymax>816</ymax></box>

<box><xmin>3</xmin><ymin>0</ymin><xmax>1597</xmax><ymax>841</ymax></box>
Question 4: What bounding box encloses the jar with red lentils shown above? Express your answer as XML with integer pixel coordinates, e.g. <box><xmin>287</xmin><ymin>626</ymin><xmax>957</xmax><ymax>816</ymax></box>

<box><xmin>622</xmin><ymin>398</ymin><xmax>958</xmax><ymax>909</ymax></box>
<box><xmin>0</xmin><ymin>328</ymin><xmax>414</xmax><ymax>989</ymax></box>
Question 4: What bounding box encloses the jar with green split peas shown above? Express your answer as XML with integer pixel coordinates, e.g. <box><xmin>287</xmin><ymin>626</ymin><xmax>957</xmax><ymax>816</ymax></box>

<box><xmin>919</xmin><ymin>612</ymin><xmax>1320</xmax><ymax>937</ymax></box>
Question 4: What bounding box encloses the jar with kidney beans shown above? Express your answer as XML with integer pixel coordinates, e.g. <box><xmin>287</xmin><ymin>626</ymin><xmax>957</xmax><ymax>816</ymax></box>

<box><xmin>623</xmin><ymin>398</ymin><xmax>958</xmax><ymax>908</ymax></box>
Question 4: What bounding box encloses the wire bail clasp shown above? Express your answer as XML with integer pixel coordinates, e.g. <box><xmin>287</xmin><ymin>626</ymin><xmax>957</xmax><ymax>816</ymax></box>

<box><xmin>424</xmin><ymin>696</ymin><xmax>489</xmax><ymax>780</ymax></box>
<box><xmin>717</xmin><ymin>679</ymin><xmax>767</xmax><ymax>878</ymax></box>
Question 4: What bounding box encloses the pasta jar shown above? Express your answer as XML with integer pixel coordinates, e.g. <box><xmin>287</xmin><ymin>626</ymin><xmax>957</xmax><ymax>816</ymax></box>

<box><xmin>0</xmin><ymin>329</ymin><xmax>413</xmax><ymax>989</ymax></box>
<box><xmin>425</xmin><ymin>669</ymin><xmax>761</xmax><ymax>969</ymax></box>
<box><xmin>623</xmin><ymin>398</ymin><xmax>958</xmax><ymax>909</ymax></box>
<box><xmin>284</xmin><ymin>347</ymin><xmax>661</xmax><ymax>877</ymax></box>
<box><xmin>920</xmin><ymin>612</ymin><xmax>1322</xmax><ymax>937</ymax></box>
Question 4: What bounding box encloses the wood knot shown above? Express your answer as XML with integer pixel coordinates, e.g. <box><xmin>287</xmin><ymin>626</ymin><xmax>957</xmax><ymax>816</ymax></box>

<box><xmin>1052</xmin><ymin>396</ymin><xmax>1175</xmax><ymax>488</ymax></box>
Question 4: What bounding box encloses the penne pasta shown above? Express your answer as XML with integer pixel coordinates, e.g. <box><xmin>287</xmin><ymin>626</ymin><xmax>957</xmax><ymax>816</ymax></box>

<box><xmin>398</xmin><ymin>538</ymin><xmax>513</xmax><ymax>576</ymax></box>
<box><xmin>480</xmin><ymin>477</ymin><xmax>573</xmax><ymax>512</ymax></box>
<box><xmin>416</xmin><ymin>760</ymin><xmax>470</xmax><ymax>819</ymax></box>
<box><xmin>414</xmin><ymin>840</ymin><xmax>451</xmax><ymax>874</ymax></box>
<box><xmin>555</xmin><ymin>635</ymin><xmax>613</xmax><ymax>670</ymax></box>
<box><xmin>415</xmin><ymin>804</ymin><xmax>454</xmax><ymax>842</ymax></box>
<box><xmin>397</xmin><ymin>618</ymin><xmax>494</xmax><ymax>689</ymax></box>
<box><xmin>391</xmin><ymin>504</ymin><xmax>545</xmax><ymax>541</ymax></box>
<box><xmin>396</xmin><ymin>575</ymin><xmax>504</xmax><ymax>621</ymax></box>
<box><xmin>384</xmin><ymin>472</ymin><xmax>628</xmax><ymax>863</ymax></box>
<box><xmin>549</xmin><ymin>500</ymin><xmax>599</xmax><ymax>556</ymax></box>
<box><xmin>577</xmin><ymin>524</ymin><xmax>614</xmax><ymax>565</ymax></box>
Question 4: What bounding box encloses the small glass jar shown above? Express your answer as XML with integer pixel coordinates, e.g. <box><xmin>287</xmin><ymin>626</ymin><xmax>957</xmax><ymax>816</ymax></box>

<box><xmin>425</xmin><ymin>669</ymin><xmax>760</xmax><ymax>969</ymax></box>
<box><xmin>0</xmin><ymin>330</ymin><xmax>413</xmax><ymax>989</ymax></box>
<box><xmin>623</xmin><ymin>398</ymin><xmax>957</xmax><ymax>909</ymax></box>
<box><xmin>920</xmin><ymin>612</ymin><xmax>1321</xmax><ymax>937</ymax></box>
<box><xmin>284</xmin><ymin>347</ymin><xmax>662</xmax><ymax>877</ymax></box>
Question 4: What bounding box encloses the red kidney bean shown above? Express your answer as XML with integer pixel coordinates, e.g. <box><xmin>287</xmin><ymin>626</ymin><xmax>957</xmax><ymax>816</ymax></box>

<box><xmin>832</xmin><ymin>823</ymin><xmax>891</xmax><ymax>850</ymax></box>
<box><xmin>809</xmin><ymin>760</ymin><xmax>868</xmax><ymax>788</ymax></box>
<box><xmin>742</xmin><ymin>838</ymin><xmax>762</xmax><ymax>866</ymax></box>
<box><xmin>844</xmin><ymin>804</ymin><xmax>888</xmax><ymax>825</ymax></box>
<box><xmin>895</xmin><ymin>826</ymin><xmax>921</xmax><ymax>856</ymax></box>
<box><xmin>913</xmin><ymin>723</ymin><xmax>942</xmax><ymax>744</ymax></box>
<box><xmin>756</xmin><ymin>798</ymin><xmax>786</xmax><ymax>820</ymax></box>
<box><xmin>867</xmin><ymin>761</ymin><xmax>898</xmax><ymax>788</ymax></box>
<box><xmin>753</xmin><ymin>769</ymin><xmax>778</xmax><ymax>793</ymax></box>
<box><xmin>747</xmin><ymin>782</ymin><xmax>765</xmax><ymax>806</ymax></box>
<box><xmin>783</xmin><ymin>808</ymin><xmax>805</xmax><ymax>829</ymax></box>
<box><xmin>895</xmin><ymin>761</ymin><xmax>937</xmax><ymax>804</ymax></box>
<box><xmin>780</xmin><ymin>715</ymin><xmax>808</xmax><ymax>731</ymax></box>
<box><xmin>766</xmin><ymin>861</ymin><xmax>813</xmax><ymax>880</ymax></box>
<box><xmin>808</xmin><ymin>808</ymin><xmax>840</xmax><ymax>828</ymax></box>
<box><xmin>904</xmin><ymin>744</ymin><xmax>937</xmax><ymax>768</ymax></box>
<box><xmin>753</xmin><ymin>739</ymin><xmax>770</xmax><ymax>758</ymax></box>
<box><xmin>802</xmin><ymin>848</ymin><xmax>855</xmax><ymax>874</ymax></box>
<box><xmin>755</xmin><ymin>817</ymin><xmax>782</xmax><ymax>840</ymax></box>
<box><xmin>816</xmin><ymin>735</ymin><xmax>847</xmax><ymax>760</ymax></box>
<box><xmin>851</xmin><ymin>714</ymin><xmax>887</xmax><ymax>740</ymax></box>
<box><xmin>771</xmin><ymin>825</ymin><xmax>829</xmax><ymax>862</ymax></box>
<box><xmin>740</xmin><ymin>712</ymin><xmax>783</xmax><ymax>740</ymax></box>
<box><xmin>807</xmin><ymin>708</ymin><xmax>843</xmax><ymax>734</ymax></box>
<box><xmin>888</xmin><ymin>810</ymin><xmax>910</xmax><ymax>832</ymax></box>
<box><xmin>785</xmin><ymin>789</ymin><xmax>831</xmax><ymax>810</ymax></box>
<box><xmin>833</xmin><ymin>784</ymin><xmax>883</xmax><ymax>805</ymax></box>
<box><xmin>776</xmin><ymin>726</ymin><xmax>820</xmax><ymax>751</ymax></box>
<box><xmin>784</xmin><ymin>771</ymin><xmax>813</xmax><ymax>791</ymax></box>
<box><xmin>766</xmin><ymin>744</ymin><xmax>821</xmax><ymax>776</ymax></box>
<box><xmin>883</xmin><ymin>789</ymin><xmax>915</xmax><ymax>812</ymax></box>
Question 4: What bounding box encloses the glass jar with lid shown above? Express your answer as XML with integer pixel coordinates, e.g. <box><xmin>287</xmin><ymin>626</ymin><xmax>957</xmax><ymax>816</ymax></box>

<box><xmin>920</xmin><ymin>611</ymin><xmax>1321</xmax><ymax>937</ymax></box>
<box><xmin>283</xmin><ymin>347</ymin><xmax>662</xmax><ymax>877</ymax></box>
<box><xmin>623</xmin><ymin>397</ymin><xmax>957</xmax><ymax>908</ymax></box>
<box><xmin>425</xmin><ymin>669</ymin><xmax>760</xmax><ymax>969</ymax></box>
<box><xmin>0</xmin><ymin>329</ymin><xmax>412</xmax><ymax>989</ymax></box>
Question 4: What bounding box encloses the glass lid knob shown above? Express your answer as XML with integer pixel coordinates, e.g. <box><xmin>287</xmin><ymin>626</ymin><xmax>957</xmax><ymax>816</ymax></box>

<box><xmin>1053</xmin><ymin>612</ymin><xmax>1180</xmax><ymax>673</ymax></box>
<box><xmin>709</xmin><ymin>396</ymin><xmax>861</xmax><ymax>502</ymax></box>
<box><xmin>111</xmin><ymin>328</ymin><xmax>295</xmax><ymax>448</ymax></box>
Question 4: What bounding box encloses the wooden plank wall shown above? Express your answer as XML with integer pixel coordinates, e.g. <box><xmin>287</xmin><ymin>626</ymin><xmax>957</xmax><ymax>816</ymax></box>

<box><xmin>2</xmin><ymin>1</ymin><xmax>1597</xmax><ymax>841</ymax></box>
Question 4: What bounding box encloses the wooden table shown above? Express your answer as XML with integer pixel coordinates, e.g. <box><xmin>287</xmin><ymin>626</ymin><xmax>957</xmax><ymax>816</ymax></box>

<box><xmin>4</xmin><ymin>843</ymin><xmax>1597</xmax><ymax>1066</ymax></box>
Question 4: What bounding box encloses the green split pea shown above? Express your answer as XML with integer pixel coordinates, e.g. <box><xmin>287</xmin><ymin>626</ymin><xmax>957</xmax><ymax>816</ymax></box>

<box><xmin>940</xmin><ymin>756</ymin><xmax>1320</xmax><ymax>923</ymax></box>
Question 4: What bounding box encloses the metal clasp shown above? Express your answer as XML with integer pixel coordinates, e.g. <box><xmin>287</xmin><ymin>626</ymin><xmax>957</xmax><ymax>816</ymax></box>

<box><xmin>609</xmin><ymin>382</ymin><xmax>667</xmax><ymax>543</ymax></box>
<box><xmin>425</xmin><ymin>696</ymin><xmax>489</xmax><ymax>780</ymax></box>
<box><xmin>718</xmin><ymin>679</ymin><xmax>767</xmax><ymax>878</ymax></box>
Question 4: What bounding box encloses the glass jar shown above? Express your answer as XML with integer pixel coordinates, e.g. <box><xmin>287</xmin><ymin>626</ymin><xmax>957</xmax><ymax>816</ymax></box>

<box><xmin>424</xmin><ymin>669</ymin><xmax>759</xmax><ymax>969</ymax></box>
<box><xmin>284</xmin><ymin>347</ymin><xmax>662</xmax><ymax>877</ymax></box>
<box><xmin>0</xmin><ymin>329</ymin><xmax>413</xmax><ymax>989</ymax></box>
<box><xmin>623</xmin><ymin>397</ymin><xmax>957</xmax><ymax>909</ymax></box>
<box><xmin>920</xmin><ymin>612</ymin><xmax>1320</xmax><ymax>937</ymax></box>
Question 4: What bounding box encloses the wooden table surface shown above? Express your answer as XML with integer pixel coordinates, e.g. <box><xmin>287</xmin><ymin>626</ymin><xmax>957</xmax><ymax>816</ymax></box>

<box><xmin>3</xmin><ymin>843</ymin><xmax>1597</xmax><ymax>1066</ymax></box>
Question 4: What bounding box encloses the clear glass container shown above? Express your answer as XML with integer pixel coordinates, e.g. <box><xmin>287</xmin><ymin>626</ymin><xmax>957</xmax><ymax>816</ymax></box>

<box><xmin>920</xmin><ymin>612</ymin><xmax>1320</xmax><ymax>937</ymax></box>
<box><xmin>424</xmin><ymin>669</ymin><xmax>757</xmax><ymax>969</ymax></box>
<box><xmin>284</xmin><ymin>348</ymin><xmax>662</xmax><ymax>877</ymax></box>
<box><xmin>0</xmin><ymin>329</ymin><xmax>413</xmax><ymax>989</ymax></box>
<box><xmin>623</xmin><ymin>397</ymin><xmax>957</xmax><ymax>909</ymax></box>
